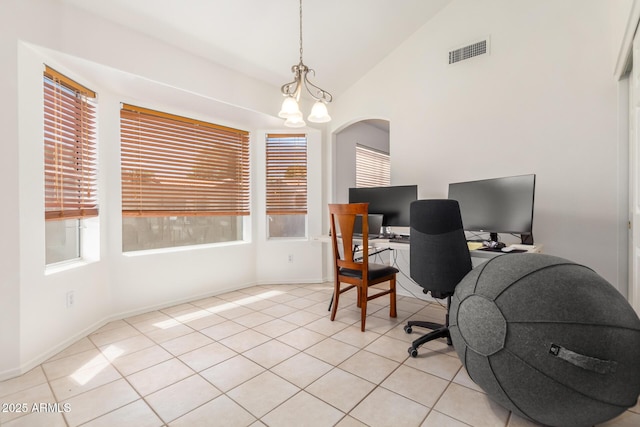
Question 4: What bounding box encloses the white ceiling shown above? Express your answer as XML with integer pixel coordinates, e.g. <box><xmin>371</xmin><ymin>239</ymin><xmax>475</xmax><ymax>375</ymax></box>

<box><xmin>62</xmin><ymin>0</ymin><xmax>451</xmax><ymax>98</ymax></box>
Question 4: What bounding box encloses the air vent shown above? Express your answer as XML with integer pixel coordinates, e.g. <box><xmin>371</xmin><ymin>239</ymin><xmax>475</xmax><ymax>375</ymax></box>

<box><xmin>449</xmin><ymin>39</ymin><xmax>489</xmax><ymax>65</ymax></box>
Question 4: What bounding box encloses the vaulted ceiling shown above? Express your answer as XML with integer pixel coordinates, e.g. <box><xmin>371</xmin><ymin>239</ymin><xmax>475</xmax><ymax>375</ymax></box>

<box><xmin>62</xmin><ymin>0</ymin><xmax>451</xmax><ymax>98</ymax></box>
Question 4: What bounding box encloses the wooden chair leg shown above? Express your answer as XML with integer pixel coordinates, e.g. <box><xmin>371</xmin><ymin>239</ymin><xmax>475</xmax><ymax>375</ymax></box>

<box><xmin>330</xmin><ymin>280</ymin><xmax>340</xmax><ymax>321</ymax></box>
<box><xmin>390</xmin><ymin>277</ymin><xmax>397</xmax><ymax>318</ymax></box>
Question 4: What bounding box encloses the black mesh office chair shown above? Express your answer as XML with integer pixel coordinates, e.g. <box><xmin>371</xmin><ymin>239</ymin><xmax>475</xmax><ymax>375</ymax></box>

<box><xmin>405</xmin><ymin>199</ymin><xmax>472</xmax><ymax>357</ymax></box>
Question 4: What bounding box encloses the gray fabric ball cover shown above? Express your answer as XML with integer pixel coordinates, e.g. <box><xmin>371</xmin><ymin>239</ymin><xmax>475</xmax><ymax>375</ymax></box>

<box><xmin>449</xmin><ymin>253</ymin><xmax>640</xmax><ymax>427</ymax></box>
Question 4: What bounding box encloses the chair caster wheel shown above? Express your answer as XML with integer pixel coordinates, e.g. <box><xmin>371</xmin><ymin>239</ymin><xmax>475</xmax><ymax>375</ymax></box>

<box><xmin>404</xmin><ymin>325</ymin><xmax>412</xmax><ymax>334</ymax></box>
<box><xmin>408</xmin><ymin>347</ymin><xmax>418</xmax><ymax>357</ymax></box>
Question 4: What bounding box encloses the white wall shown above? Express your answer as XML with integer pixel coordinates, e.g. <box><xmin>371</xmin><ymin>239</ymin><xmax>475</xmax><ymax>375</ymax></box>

<box><xmin>0</xmin><ymin>0</ymin><xmax>325</xmax><ymax>379</ymax></box>
<box><xmin>330</xmin><ymin>0</ymin><xmax>630</xmax><ymax>290</ymax></box>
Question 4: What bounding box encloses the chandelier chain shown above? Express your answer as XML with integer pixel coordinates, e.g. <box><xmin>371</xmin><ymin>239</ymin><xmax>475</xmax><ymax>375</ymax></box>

<box><xmin>299</xmin><ymin>0</ymin><xmax>304</xmax><ymax>63</ymax></box>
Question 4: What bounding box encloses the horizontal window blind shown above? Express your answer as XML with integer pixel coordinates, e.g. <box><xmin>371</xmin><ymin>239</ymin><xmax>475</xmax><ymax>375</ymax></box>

<box><xmin>44</xmin><ymin>66</ymin><xmax>98</xmax><ymax>221</ymax></box>
<box><xmin>266</xmin><ymin>133</ymin><xmax>307</xmax><ymax>215</ymax></box>
<box><xmin>120</xmin><ymin>104</ymin><xmax>250</xmax><ymax>217</ymax></box>
<box><xmin>356</xmin><ymin>144</ymin><xmax>390</xmax><ymax>188</ymax></box>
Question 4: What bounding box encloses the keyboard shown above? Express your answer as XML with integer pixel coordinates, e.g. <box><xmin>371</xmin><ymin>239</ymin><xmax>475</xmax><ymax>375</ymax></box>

<box><xmin>389</xmin><ymin>235</ymin><xmax>410</xmax><ymax>243</ymax></box>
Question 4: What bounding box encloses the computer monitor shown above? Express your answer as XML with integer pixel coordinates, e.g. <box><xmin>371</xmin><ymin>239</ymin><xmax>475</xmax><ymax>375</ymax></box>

<box><xmin>348</xmin><ymin>185</ymin><xmax>418</xmax><ymax>227</ymax></box>
<box><xmin>447</xmin><ymin>174</ymin><xmax>536</xmax><ymax>244</ymax></box>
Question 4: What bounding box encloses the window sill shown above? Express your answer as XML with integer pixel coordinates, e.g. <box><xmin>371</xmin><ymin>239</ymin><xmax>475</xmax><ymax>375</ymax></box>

<box><xmin>122</xmin><ymin>240</ymin><xmax>249</xmax><ymax>257</ymax></box>
<box><xmin>45</xmin><ymin>258</ymin><xmax>95</xmax><ymax>275</ymax></box>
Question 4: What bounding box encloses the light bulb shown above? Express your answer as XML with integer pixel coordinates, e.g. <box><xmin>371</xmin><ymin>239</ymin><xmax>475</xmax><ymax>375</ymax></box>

<box><xmin>308</xmin><ymin>101</ymin><xmax>331</xmax><ymax>123</ymax></box>
<box><xmin>284</xmin><ymin>111</ymin><xmax>306</xmax><ymax>128</ymax></box>
<box><xmin>278</xmin><ymin>97</ymin><xmax>300</xmax><ymax>118</ymax></box>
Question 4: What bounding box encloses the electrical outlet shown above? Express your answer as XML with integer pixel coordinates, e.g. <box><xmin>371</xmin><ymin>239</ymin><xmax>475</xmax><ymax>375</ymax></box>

<box><xmin>288</xmin><ymin>254</ymin><xmax>294</xmax><ymax>263</ymax></box>
<box><xmin>66</xmin><ymin>291</ymin><xmax>75</xmax><ymax>308</ymax></box>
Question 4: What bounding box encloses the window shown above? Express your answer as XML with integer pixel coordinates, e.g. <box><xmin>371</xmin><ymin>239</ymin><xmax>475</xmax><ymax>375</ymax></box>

<box><xmin>356</xmin><ymin>144</ymin><xmax>390</xmax><ymax>188</ymax></box>
<box><xmin>266</xmin><ymin>133</ymin><xmax>307</xmax><ymax>238</ymax></box>
<box><xmin>43</xmin><ymin>66</ymin><xmax>98</xmax><ymax>265</ymax></box>
<box><xmin>120</xmin><ymin>104</ymin><xmax>250</xmax><ymax>251</ymax></box>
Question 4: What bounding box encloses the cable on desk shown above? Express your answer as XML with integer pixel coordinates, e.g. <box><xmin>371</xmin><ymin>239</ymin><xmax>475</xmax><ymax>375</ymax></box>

<box><xmin>389</xmin><ymin>247</ymin><xmax>446</xmax><ymax>310</ymax></box>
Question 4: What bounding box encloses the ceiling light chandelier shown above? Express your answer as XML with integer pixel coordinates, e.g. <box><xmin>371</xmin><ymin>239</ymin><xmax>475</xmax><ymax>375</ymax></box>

<box><xmin>278</xmin><ymin>0</ymin><xmax>332</xmax><ymax>128</ymax></box>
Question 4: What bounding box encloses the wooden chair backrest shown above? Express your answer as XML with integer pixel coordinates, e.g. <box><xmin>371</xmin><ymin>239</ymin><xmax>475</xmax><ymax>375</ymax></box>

<box><xmin>328</xmin><ymin>203</ymin><xmax>370</xmax><ymax>274</ymax></box>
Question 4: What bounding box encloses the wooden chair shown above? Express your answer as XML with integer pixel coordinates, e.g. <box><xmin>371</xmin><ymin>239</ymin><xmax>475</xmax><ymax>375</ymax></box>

<box><xmin>328</xmin><ymin>203</ymin><xmax>398</xmax><ymax>331</ymax></box>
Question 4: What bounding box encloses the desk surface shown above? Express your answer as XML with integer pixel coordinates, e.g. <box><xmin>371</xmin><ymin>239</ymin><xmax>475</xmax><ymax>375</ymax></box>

<box><xmin>312</xmin><ymin>235</ymin><xmax>542</xmax><ymax>258</ymax></box>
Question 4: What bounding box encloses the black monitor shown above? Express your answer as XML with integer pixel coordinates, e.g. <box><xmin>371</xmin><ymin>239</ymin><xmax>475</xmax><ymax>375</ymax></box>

<box><xmin>447</xmin><ymin>174</ymin><xmax>536</xmax><ymax>244</ymax></box>
<box><xmin>348</xmin><ymin>185</ymin><xmax>418</xmax><ymax>227</ymax></box>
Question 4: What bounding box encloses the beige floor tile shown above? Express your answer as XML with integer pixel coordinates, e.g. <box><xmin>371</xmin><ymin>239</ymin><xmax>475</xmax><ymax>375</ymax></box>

<box><xmin>365</xmin><ymin>335</ymin><xmax>412</xmax><ymax>363</ymax></box>
<box><xmin>381</xmin><ymin>365</ymin><xmax>449</xmax><ymax>408</ymax></box>
<box><xmin>61</xmin><ymin>378</ymin><xmax>140</xmax><ymax>426</ymax></box>
<box><xmin>280</xmin><ymin>309</ymin><xmax>323</xmax><ymax>326</ymax></box>
<box><xmin>42</xmin><ymin>349</ymin><xmax>107</xmax><ymax>381</ymax></box>
<box><xmin>276</xmin><ymin>327</ymin><xmax>327</xmax><ymax>350</ymax></box>
<box><xmin>127</xmin><ymin>313</ymin><xmax>175</xmax><ymax>333</ymax></box>
<box><xmin>304</xmin><ymin>316</ymin><xmax>351</xmax><ymax>336</ymax></box>
<box><xmin>200</xmin><ymin>320</ymin><xmax>246</xmax><ymax>341</ymax></box>
<box><xmin>304</xmin><ymin>337</ymin><xmax>360</xmax><ymax>366</ymax></box>
<box><xmin>178</xmin><ymin>342</ymin><xmax>237</xmax><ymax>372</ymax></box>
<box><xmin>335</xmin><ymin>415</ymin><xmax>368</xmax><ymax>427</ymax></box>
<box><xmin>339</xmin><ymin>350</ymin><xmax>400</xmax><ymax>384</ymax></box>
<box><xmin>262</xmin><ymin>391</ymin><xmax>344</xmax><ymax>427</ymax></box>
<box><xmin>98</xmin><ymin>334</ymin><xmax>156</xmax><ymax>361</ymax></box>
<box><xmin>284</xmin><ymin>297</ymin><xmax>318</xmax><ymax>310</ymax></box>
<box><xmin>232</xmin><ymin>311</ymin><xmax>276</xmax><ymax>328</ymax></box>
<box><xmin>219</xmin><ymin>329</ymin><xmax>272</xmax><ymax>353</ymax></box>
<box><xmin>200</xmin><ymin>355</ymin><xmax>265</xmax><ymax>392</ymax></box>
<box><xmin>80</xmin><ymin>399</ymin><xmax>163</xmax><ymax>427</ymax></box>
<box><xmin>89</xmin><ymin>324</ymin><xmax>142</xmax><ymax>347</ymax></box>
<box><xmin>421</xmin><ymin>410</ymin><xmax>470</xmax><ymax>427</ymax></box>
<box><xmin>168</xmin><ymin>395</ymin><xmax>256</xmax><ymax>427</ymax></box>
<box><xmin>0</xmin><ymin>366</ymin><xmax>47</xmax><ymax>398</ymax></box>
<box><xmin>271</xmin><ymin>352</ymin><xmax>333</xmax><ymax>388</ymax></box>
<box><xmin>160</xmin><ymin>303</ymin><xmax>198</xmax><ymax>315</ymax></box>
<box><xmin>404</xmin><ymin>349</ymin><xmax>462</xmax><ymax>381</ymax></box>
<box><xmin>46</xmin><ymin>337</ymin><xmax>96</xmax><ymax>362</ymax></box>
<box><xmin>350</xmin><ymin>387</ymin><xmax>430</xmax><ymax>427</ymax></box>
<box><xmin>332</xmin><ymin>325</ymin><xmax>382</xmax><ymax>348</ymax></box>
<box><xmin>252</xmin><ymin>318</ymin><xmax>298</xmax><ymax>338</ymax></box>
<box><xmin>215</xmin><ymin>304</ymin><xmax>255</xmax><ymax>320</ymax></box>
<box><xmin>127</xmin><ymin>358</ymin><xmax>194</xmax><ymax>396</ymax></box>
<box><xmin>110</xmin><ymin>345</ymin><xmax>173</xmax><ymax>376</ymax></box>
<box><xmin>3</xmin><ymin>411</ymin><xmax>67</xmax><ymax>427</ymax></box>
<box><xmin>434</xmin><ymin>383</ymin><xmax>510</xmax><ymax>427</ymax></box>
<box><xmin>452</xmin><ymin>366</ymin><xmax>483</xmax><ymax>393</ymax></box>
<box><xmin>242</xmin><ymin>339</ymin><xmax>298</xmax><ymax>369</ymax></box>
<box><xmin>49</xmin><ymin>363</ymin><xmax>122</xmax><ymax>401</ymax></box>
<box><xmin>305</xmin><ymin>368</ymin><xmax>376</xmax><ymax>413</ymax></box>
<box><xmin>145</xmin><ymin>323</ymin><xmax>194</xmax><ymax>344</ymax></box>
<box><xmin>181</xmin><ymin>311</ymin><xmax>227</xmax><ymax>331</ymax></box>
<box><xmin>226</xmin><ymin>371</ymin><xmax>299</xmax><ymax>418</ymax></box>
<box><xmin>259</xmin><ymin>302</ymin><xmax>299</xmax><ymax>318</ymax></box>
<box><xmin>0</xmin><ymin>383</ymin><xmax>57</xmax><ymax>424</ymax></box>
<box><xmin>145</xmin><ymin>375</ymin><xmax>221</xmax><ymax>423</ymax></box>
<box><xmin>160</xmin><ymin>331</ymin><xmax>214</xmax><ymax>356</ymax></box>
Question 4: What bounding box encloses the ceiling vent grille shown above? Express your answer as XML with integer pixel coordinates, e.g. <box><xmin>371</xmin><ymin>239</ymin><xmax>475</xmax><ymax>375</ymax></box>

<box><xmin>449</xmin><ymin>39</ymin><xmax>488</xmax><ymax>65</ymax></box>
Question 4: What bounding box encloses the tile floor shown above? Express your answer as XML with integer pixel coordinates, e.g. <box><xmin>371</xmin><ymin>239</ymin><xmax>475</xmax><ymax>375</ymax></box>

<box><xmin>0</xmin><ymin>282</ymin><xmax>639</xmax><ymax>427</ymax></box>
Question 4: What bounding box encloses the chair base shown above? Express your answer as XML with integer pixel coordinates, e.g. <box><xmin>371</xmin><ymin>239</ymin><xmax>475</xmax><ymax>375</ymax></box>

<box><xmin>405</xmin><ymin>321</ymin><xmax>452</xmax><ymax>357</ymax></box>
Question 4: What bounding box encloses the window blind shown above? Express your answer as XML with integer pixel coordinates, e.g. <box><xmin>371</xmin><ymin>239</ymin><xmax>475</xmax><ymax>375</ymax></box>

<box><xmin>266</xmin><ymin>133</ymin><xmax>307</xmax><ymax>215</ymax></box>
<box><xmin>120</xmin><ymin>104</ymin><xmax>250</xmax><ymax>217</ymax></box>
<box><xmin>44</xmin><ymin>66</ymin><xmax>98</xmax><ymax>221</ymax></box>
<box><xmin>356</xmin><ymin>144</ymin><xmax>391</xmax><ymax>188</ymax></box>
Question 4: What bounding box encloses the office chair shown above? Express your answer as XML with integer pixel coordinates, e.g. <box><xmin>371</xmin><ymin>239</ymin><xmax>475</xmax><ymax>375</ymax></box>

<box><xmin>328</xmin><ymin>203</ymin><xmax>398</xmax><ymax>331</ymax></box>
<box><xmin>404</xmin><ymin>199</ymin><xmax>472</xmax><ymax>357</ymax></box>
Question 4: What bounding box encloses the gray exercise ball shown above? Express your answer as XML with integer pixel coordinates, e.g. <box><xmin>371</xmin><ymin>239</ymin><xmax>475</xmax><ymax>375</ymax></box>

<box><xmin>449</xmin><ymin>253</ymin><xmax>640</xmax><ymax>427</ymax></box>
